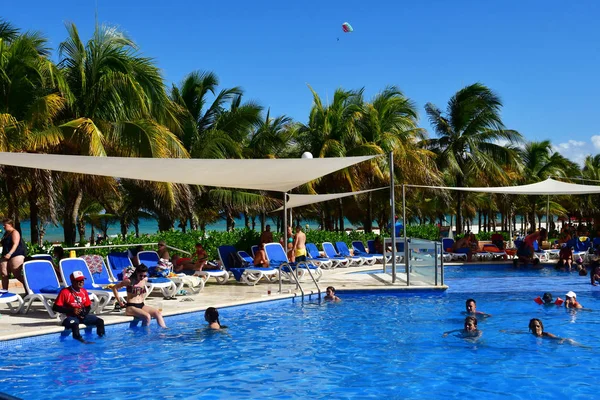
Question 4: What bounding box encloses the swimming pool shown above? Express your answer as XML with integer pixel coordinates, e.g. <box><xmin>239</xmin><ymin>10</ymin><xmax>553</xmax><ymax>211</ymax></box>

<box><xmin>1</xmin><ymin>265</ymin><xmax>599</xmax><ymax>399</ymax></box>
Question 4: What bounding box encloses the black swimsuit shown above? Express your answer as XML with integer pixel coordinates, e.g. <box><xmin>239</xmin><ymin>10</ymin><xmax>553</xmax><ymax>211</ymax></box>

<box><xmin>1</xmin><ymin>231</ymin><xmax>26</xmax><ymax>257</ymax></box>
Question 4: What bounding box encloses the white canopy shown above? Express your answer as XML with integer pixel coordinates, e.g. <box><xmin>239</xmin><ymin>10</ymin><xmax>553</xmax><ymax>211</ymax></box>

<box><xmin>407</xmin><ymin>178</ymin><xmax>600</xmax><ymax>195</ymax></box>
<box><xmin>0</xmin><ymin>152</ymin><xmax>377</xmax><ymax>192</ymax></box>
<box><xmin>273</xmin><ymin>187</ymin><xmax>388</xmax><ymax>211</ymax></box>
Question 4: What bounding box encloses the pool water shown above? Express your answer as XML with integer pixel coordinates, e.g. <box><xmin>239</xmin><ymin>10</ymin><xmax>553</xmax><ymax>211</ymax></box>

<box><xmin>1</xmin><ymin>265</ymin><xmax>599</xmax><ymax>399</ymax></box>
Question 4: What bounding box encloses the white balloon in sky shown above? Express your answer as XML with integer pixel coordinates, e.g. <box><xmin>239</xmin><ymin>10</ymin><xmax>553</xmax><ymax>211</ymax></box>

<box><xmin>301</xmin><ymin>152</ymin><xmax>313</xmax><ymax>159</ymax></box>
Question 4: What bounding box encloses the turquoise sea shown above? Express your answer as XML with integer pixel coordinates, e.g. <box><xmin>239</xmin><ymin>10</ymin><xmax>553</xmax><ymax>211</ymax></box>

<box><xmin>15</xmin><ymin>217</ymin><xmax>359</xmax><ymax>243</ymax></box>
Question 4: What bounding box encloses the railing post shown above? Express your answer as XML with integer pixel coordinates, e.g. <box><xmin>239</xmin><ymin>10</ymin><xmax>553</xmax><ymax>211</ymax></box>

<box><xmin>434</xmin><ymin>242</ymin><xmax>439</xmax><ymax>286</ymax></box>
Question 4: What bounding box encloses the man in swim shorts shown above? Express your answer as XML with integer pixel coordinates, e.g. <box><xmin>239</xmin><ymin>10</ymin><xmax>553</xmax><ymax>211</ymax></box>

<box><xmin>293</xmin><ymin>225</ymin><xmax>307</xmax><ymax>262</ymax></box>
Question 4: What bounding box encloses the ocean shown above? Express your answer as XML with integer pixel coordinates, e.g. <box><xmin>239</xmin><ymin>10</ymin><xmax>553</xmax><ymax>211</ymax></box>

<box><xmin>14</xmin><ymin>217</ymin><xmax>359</xmax><ymax>243</ymax></box>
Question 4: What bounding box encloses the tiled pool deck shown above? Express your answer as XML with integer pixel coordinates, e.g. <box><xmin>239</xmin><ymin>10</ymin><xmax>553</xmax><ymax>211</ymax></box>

<box><xmin>0</xmin><ymin>264</ymin><xmax>447</xmax><ymax>341</ymax></box>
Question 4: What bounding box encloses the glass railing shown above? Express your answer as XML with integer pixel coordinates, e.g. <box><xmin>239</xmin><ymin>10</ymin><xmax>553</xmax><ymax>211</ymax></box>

<box><xmin>382</xmin><ymin>237</ymin><xmax>444</xmax><ymax>287</ymax></box>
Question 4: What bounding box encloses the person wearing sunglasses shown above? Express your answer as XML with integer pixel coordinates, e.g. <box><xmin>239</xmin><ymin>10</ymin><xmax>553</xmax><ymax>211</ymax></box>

<box><xmin>112</xmin><ymin>264</ymin><xmax>167</xmax><ymax>328</ymax></box>
<box><xmin>52</xmin><ymin>271</ymin><xmax>105</xmax><ymax>343</ymax></box>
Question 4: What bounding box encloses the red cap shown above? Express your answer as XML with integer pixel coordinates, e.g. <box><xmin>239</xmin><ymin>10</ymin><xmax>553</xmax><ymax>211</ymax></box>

<box><xmin>70</xmin><ymin>271</ymin><xmax>85</xmax><ymax>282</ymax></box>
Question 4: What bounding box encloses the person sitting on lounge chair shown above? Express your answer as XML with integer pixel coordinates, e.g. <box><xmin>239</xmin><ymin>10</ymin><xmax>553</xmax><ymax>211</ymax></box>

<box><xmin>453</xmin><ymin>235</ymin><xmax>472</xmax><ymax>262</ymax></box>
<box><xmin>557</xmin><ymin>245</ymin><xmax>573</xmax><ymax>271</ymax></box>
<box><xmin>253</xmin><ymin>243</ymin><xmax>270</xmax><ymax>268</ymax></box>
<box><xmin>175</xmin><ymin>243</ymin><xmax>217</xmax><ymax>272</ymax></box>
<box><xmin>53</xmin><ymin>271</ymin><xmax>105</xmax><ymax>343</ymax></box>
<box><xmin>516</xmin><ymin>229</ymin><xmax>547</xmax><ymax>266</ymax></box>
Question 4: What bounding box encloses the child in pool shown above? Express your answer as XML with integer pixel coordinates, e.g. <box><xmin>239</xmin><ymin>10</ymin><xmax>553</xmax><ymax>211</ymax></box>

<box><xmin>564</xmin><ymin>291</ymin><xmax>583</xmax><ymax>309</ymax></box>
<box><xmin>443</xmin><ymin>316</ymin><xmax>481</xmax><ymax>339</ymax></box>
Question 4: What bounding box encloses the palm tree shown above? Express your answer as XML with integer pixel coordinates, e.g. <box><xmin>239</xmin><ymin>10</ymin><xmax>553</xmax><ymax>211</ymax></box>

<box><xmin>518</xmin><ymin>140</ymin><xmax>579</xmax><ymax>230</ymax></box>
<box><xmin>51</xmin><ymin>23</ymin><xmax>188</xmax><ymax>244</ymax></box>
<box><xmin>353</xmin><ymin>86</ymin><xmax>440</xmax><ymax>231</ymax></box>
<box><xmin>425</xmin><ymin>83</ymin><xmax>523</xmax><ymax>233</ymax></box>
<box><xmin>0</xmin><ymin>20</ymin><xmax>66</xmax><ymax>242</ymax></box>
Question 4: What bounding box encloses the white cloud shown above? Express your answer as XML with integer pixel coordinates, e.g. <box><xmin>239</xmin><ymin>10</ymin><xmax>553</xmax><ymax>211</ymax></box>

<box><xmin>551</xmin><ymin>137</ymin><xmax>593</xmax><ymax>166</ymax></box>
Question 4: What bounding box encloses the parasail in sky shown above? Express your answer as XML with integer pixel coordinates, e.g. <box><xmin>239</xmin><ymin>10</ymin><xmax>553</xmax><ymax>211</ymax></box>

<box><xmin>341</xmin><ymin>22</ymin><xmax>353</xmax><ymax>33</ymax></box>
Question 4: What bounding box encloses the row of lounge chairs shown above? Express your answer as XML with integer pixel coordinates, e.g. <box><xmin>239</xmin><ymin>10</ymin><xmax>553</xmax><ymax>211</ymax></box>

<box><xmin>13</xmin><ymin>240</ymin><xmax>385</xmax><ymax>319</ymax></box>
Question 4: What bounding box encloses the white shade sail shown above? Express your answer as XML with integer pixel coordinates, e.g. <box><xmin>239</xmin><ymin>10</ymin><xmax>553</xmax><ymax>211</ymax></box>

<box><xmin>273</xmin><ymin>187</ymin><xmax>388</xmax><ymax>211</ymax></box>
<box><xmin>0</xmin><ymin>152</ymin><xmax>377</xmax><ymax>192</ymax></box>
<box><xmin>407</xmin><ymin>178</ymin><xmax>600</xmax><ymax>195</ymax></box>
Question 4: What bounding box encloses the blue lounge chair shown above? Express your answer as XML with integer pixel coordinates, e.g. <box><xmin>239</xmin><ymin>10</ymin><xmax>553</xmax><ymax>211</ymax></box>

<box><xmin>352</xmin><ymin>241</ymin><xmax>384</xmax><ymax>264</ymax></box>
<box><xmin>21</xmin><ymin>260</ymin><xmax>84</xmax><ymax>318</ymax></box>
<box><xmin>138</xmin><ymin>251</ymin><xmax>205</xmax><ymax>294</ymax></box>
<box><xmin>251</xmin><ymin>245</ymin><xmax>259</xmax><ymax>257</ymax></box>
<box><xmin>29</xmin><ymin>254</ymin><xmax>54</xmax><ymax>263</ymax></box>
<box><xmin>264</xmin><ymin>243</ymin><xmax>322</xmax><ymax>282</ymax></box>
<box><xmin>322</xmin><ymin>242</ymin><xmax>356</xmax><ymax>268</ymax></box>
<box><xmin>305</xmin><ymin>243</ymin><xmax>334</xmax><ymax>269</ymax></box>
<box><xmin>80</xmin><ymin>254</ymin><xmax>114</xmax><ymax>286</ymax></box>
<box><xmin>106</xmin><ymin>252</ymin><xmax>177</xmax><ymax>298</ymax></box>
<box><xmin>316</xmin><ymin>243</ymin><xmax>350</xmax><ymax>268</ymax></box>
<box><xmin>217</xmin><ymin>245</ymin><xmax>277</xmax><ymax>286</ymax></box>
<box><xmin>441</xmin><ymin>238</ymin><xmax>468</xmax><ymax>261</ymax></box>
<box><xmin>59</xmin><ymin>258</ymin><xmax>126</xmax><ymax>312</ymax></box>
<box><xmin>335</xmin><ymin>241</ymin><xmax>370</xmax><ymax>266</ymax></box>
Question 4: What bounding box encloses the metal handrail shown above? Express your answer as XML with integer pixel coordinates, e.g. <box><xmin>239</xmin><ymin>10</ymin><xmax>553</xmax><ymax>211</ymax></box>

<box><xmin>297</xmin><ymin>261</ymin><xmax>321</xmax><ymax>299</ymax></box>
<box><xmin>277</xmin><ymin>261</ymin><xmax>305</xmax><ymax>297</ymax></box>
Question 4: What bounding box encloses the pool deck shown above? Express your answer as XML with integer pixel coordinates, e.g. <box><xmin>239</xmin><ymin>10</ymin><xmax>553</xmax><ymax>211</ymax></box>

<box><xmin>0</xmin><ymin>265</ymin><xmax>446</xmax><ymax>341</ymax></box>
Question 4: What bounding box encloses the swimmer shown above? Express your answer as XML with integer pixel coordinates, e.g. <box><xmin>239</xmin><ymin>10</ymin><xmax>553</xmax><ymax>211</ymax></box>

<box><xmin>528</xmin><ymin>318</ymin><xmax>557</xmax><ymax>338</ymax></box>
<box><xmin>564</xmin><ymin>291</ymin><xmax>583</xmax><ymax>309</ymax></box>
<box><xmin>204</xmin><ymin>307</ymin><xmax>226</xmax><ymax>330</ymax></box>
<box><xmin>443</xmin><ymin>316</ymin><xmax>482</xmax><ymax>339</ymax></box>
<box><xmin>534</xmin><ymin>292</ymin><xmax>563</xmax><ymax>306</ymax></box>
<box><xmin>464</xmin><ymin>299</ymin><xmax>491</xmax><ymax>318</ymax></box>
<box><xmin>324</xmin><ymin>286</ymin><xmax>341</xmax><ymax>302</ymax></box>
<box><xmin>528</xmin><ymin>318</ymin><xmax>582</xmax><ymax>346</ymax></box>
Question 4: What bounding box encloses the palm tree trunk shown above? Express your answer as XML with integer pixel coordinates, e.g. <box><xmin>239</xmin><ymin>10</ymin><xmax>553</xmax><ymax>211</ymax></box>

<box><xmin>339</xmin><ymin>199</ymin><xmax>344</xmax><ymax>233</ymax></box>
<box><xmin>251</xmin><ymin>215</ymin><xmax>256</xmax><ymax>231</ymax></box>
<box><xmin>364</xmin><ymin>193</ymin><xmax>373</xmax><ymax>233</ymax></box>
<box><xmin>260</xmin><ymin>212</ymin><xmax>266</xmax><ymax>232</ymax></box>
<box><xmin>244</xmin><ymin>213</ymin><xmax>250</xmax><ymax>229</ymax></box>
<box><xmin>530</xmin><ymin>199</ymin><xmax>537</xmax><ymax>232</ymax></box>
<box><xmin>77</xmin><ymin>218</ymin><xmax>86</xmax><ymax>243</ymax></box>
<box><xmin>134</xmin><ymin>217</ymin><xmax>140</xmax><ymax>237</ymax></box>
<box><xmin>478</xmin><ymin>211</ymin><xmax>482</xmax><ymax>233</ymax></box>
<box><xmin>28</xmin><ymin>187</ymin><xmax>40</xmax><ymax>245</ymax></box>
<box><xmin>63</xmin><ymin>188</ymin><xmax>83</xmax><ymax>246</ymax></box>
<box><xmin>456</xmin><ymin>192</ymin><xmax>463</xmax><ymax>234</ymax></box>
<box><xmin>120</xmin><ymin>218</ymin><xmax>128</xmax><ymax>239</ymax></box>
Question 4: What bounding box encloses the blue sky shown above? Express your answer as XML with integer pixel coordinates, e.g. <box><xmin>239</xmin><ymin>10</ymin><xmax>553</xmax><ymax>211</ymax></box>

<box><xmin>4</xmin><ymin>0</ymin><xmax>600</xmax><ymax>163</ymax></box>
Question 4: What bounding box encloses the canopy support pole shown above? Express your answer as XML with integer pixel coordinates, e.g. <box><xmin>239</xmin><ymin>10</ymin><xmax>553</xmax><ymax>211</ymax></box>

<box><xmin>281</xmin><ymin>192</ymin><xmax>287</xmax><ymax>294</ymax></box>
<box><xmin>403</xmin><ymin>183</ymin><xmax>408</xmax><ymax>286</ymax></box>
<box><xmin>390</xmin><ymin>152</ymin><xmax>396</xmax><ymax>284</ymax></box>
<box><xmin>547</xmin><ymin>195</ymin><xmax>550</xmax><ymax>232</ymax></box>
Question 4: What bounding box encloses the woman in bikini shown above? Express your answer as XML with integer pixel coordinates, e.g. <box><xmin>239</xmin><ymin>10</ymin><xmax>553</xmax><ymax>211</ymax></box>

<box><xmin>112</xmin><ymin>264</ymin><xmax>167</xmax><ymax>328</ymax></box>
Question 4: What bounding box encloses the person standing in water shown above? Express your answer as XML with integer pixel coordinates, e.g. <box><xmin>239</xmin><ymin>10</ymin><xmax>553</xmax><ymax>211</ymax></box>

<box><xmin>205</xmin><ymin>307</ymin><xmax>226</xmax><ymax>330</ymax></box>
<box><xmin>464</xmin><ymin>298</ymin><xmax>491</xmax><ymax>318</ymax></box>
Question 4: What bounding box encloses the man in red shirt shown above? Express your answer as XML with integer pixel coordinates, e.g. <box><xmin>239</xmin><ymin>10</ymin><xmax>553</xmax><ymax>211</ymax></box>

<box><xmin>52</xmin><ymin>271</ymin><xmax>105</xmax><ymax>343</ymax></box>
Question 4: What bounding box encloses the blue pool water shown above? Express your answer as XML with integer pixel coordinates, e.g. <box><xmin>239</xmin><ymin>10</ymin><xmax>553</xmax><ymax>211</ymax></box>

<box><xmin>1</xmin><ymin>265</ymin><xmax>599</xmax><ymax>399</ymax></box>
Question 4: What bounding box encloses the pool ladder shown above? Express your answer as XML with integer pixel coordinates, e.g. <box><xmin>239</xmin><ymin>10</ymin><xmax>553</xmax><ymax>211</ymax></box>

<box><xmin>278</xmin><ymin>261</ymin><xmax>321</xmax><ymax>300</ymax></box>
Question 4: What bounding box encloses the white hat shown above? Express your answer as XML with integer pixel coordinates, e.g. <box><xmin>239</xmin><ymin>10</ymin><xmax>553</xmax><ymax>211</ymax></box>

<box><xmin>566</xmin><ymin>291</ymin><xmax>576</xmax><ymax>298</ymax></box>
<box><xmin>70</xmin><ymin>270</ymin><xmax>85</xmax><ymax>282</ymax></box>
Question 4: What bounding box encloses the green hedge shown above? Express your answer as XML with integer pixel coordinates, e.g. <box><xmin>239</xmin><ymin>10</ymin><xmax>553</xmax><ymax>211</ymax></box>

<box><xmin>27</xmin><ymin>224</ymin><xmax>441</xmax><ymax>260</ymax></box>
